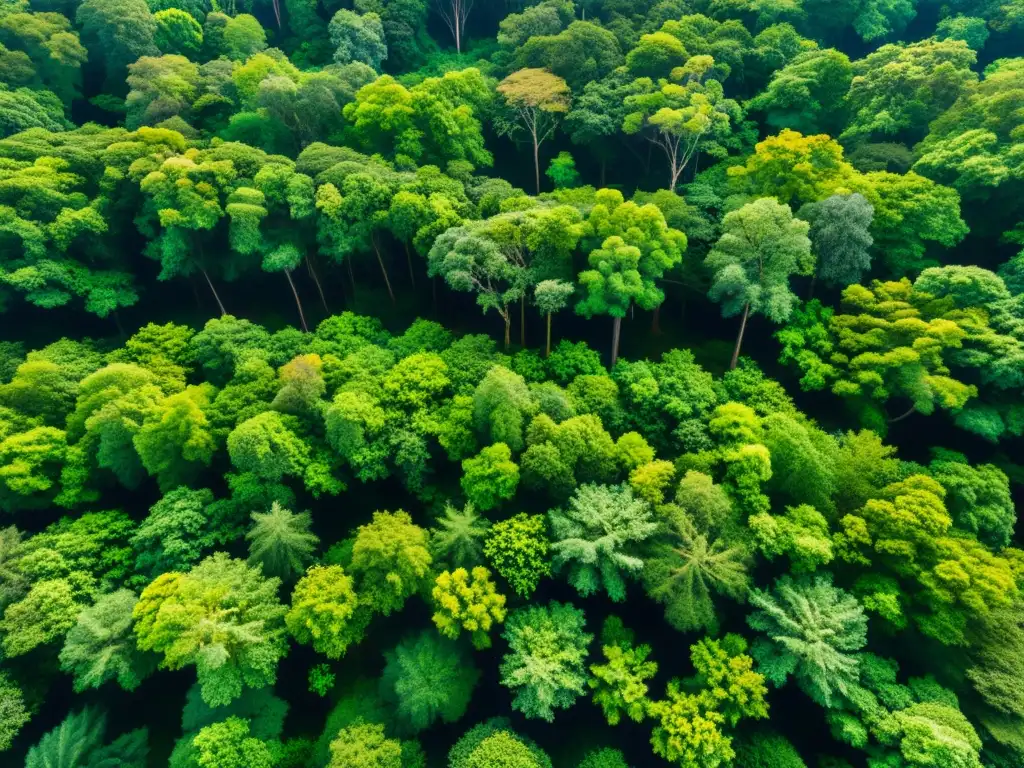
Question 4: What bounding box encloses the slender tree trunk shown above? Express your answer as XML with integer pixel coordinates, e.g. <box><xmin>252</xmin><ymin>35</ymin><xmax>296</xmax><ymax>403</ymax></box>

<box><xmin>545</xmin><ymin>312</ymin><xmax>552</xmax><ymax>358</ymax></box>
<box><xmin>455</xmin><ymin>15</ymin><xmax>461</xmax><ymax>53</ymax></box>
<box><xmin>346</xmin><ymin>256</ymin><xmax>357</xmax><ymax>298</ymax></box>
<box><xmin>610</xmin><ymin>315</ymin><xmax>622</xmax><ymax>368</ymax></box>
<box><xmin>503</xmin><ymin>312</ymin><xmax>511</xmax><ymax>349</ymax></box>
<box><xmin>271</xmin><ymin>0</ymin><xmax>281</xmax><ymax>28</ymax></box>
<box><xmin>405</xmin><ymin>242</ymin><xmax>416</xmax><ymax>288</ymax></box>
<box><xmin>533</xmin><ymin>137</ymin><xmax>541</xmax><ymax>195</ymax></box>
<box><xmin>371</xmin><ymin>235</ymin><xmax>395</xmax><ymax>305</ymax></box>
<box><xmin>730</xmin><ymin>303</ymin><xmax>750</xmax><ymax>370</ymax></box>
<box><xmin>190</xmin><ymin>277</ymin><xmax>202</xmax><ymax>309</ymax></box>
<box><xmin>112</xmin><ymin>309</ymin><xmax>125</xmax><ymax>338</ymax></box>
<box><xmin>283</xmin><ymin>269</ymin><xmax>309</xmax><ymax>332</ymax></box>
<box><xmin>199</xmin><ymin>267</ymin><xmax>227</xmax><ymax>316</ymax></box>
<box><xmin>520</xmin><ymin>295</ymin><xmax>526</xmax><ymax>348</ymax></box>
<box><xmin>888</xmin><ymin>405</ymin><xmax>917</xmax><ymax>423</ymax></box>
<box><xmin>306</xmin><ymin>256</ymin><xmax>329</xmax><ymax>314</ymax></box>
<box><xmin>651</xmin><ymin>305</ymin><xmax>662</xmax><ymax>335</ymax></box>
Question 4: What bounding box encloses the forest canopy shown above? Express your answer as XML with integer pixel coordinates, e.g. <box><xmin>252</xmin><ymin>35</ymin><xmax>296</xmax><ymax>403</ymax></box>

<box><xmin>0</xmin><ymin>0</ymin><xmax>1023</xmax><ymax>767</ymax></box>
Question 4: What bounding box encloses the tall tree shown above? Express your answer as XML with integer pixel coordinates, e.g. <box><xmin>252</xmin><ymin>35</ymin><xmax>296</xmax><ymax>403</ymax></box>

<box><xmin>500</xmin><ymin>601</ymin><xmax>592</xmax><ymax>721</ymax></box>
<box><xmin>246</xmin><ymin>502</ymin><xmax>319</xmax><ymax>581</ymax></box>
<box><xmin>747</xmin><ymin>574</ymin><xmax>867</xmax><ymax>707</ymax></box>
<box><xmin>800</xmin><ymin>193</ymin><xmax>874</xmax><ymax>295</ymax></box>
<box><xmin>705</xmin><ymin>197</ymin><xmax>811</xmax><ymax>369</ymax></box>
<box><xmin>534</xmin><ymin>280</ymin><xmax>574</xmax><ymax>358</ymax></box>
<box><xmin>576</xmin><ymin>189</ymin><xmax>687</xmax><ymax>367</ymax></box>
<box><xmin>133</xmin><ymin>552</ymin><xmax>288</xmax><ymax>706</ymax></box>
<box><xmin>548</xmin><ymin>484</ymin><xmax>658</xmax><ymax>602</ymax></box>
<box><xmin>496</xmin><ymin>69</ymin><xmax>571</xmax><ymax>194</ymax></box>
<box><xmin>430</xmin><ymin>0</ymin><xmax>474</xmax><ymax>53</ymax></box>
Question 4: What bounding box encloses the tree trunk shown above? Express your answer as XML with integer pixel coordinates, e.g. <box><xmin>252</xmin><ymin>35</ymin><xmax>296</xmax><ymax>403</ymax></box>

<box><xmin>271</xmin><ymin>0</ymin><xmax>281</xmax><ymax>28</ymax></box>
<box><xmin>112</xmin><ymin>309</ymin><xmax>125</xmax><ymax>338</ymax></box>
<box><xmin>190</xmin><ymin>277</ymin><xmax>202</xmax><ymax>309</ymax></box>
<box><xmin>199</xmin><ymin>267</ymin><xmax>227</xmax><ymax>316</ymax></box>
<box><xmin>306</xmin><ymin>256</ymin><xmax>329</xmax><ymax>314</ymax></box>
<box><xmin>503</xmin><ymin>312</ymin><xmax>511</xmax><ymax>350</ymax></box>
<box><xmin>371</xmin><ymin>235</ymin><xmax>395</xmax><ymax>305</ymax></box>
<box><xmin>284</xmin><ymin>269</ymin><xmax>309</xmax><ymax>332</ymax></box>
<box><xmin>610</xmin><ymin>315</ymin><xmax>622</xmax><ymax>368</ymax></box>
<box><xmin>545</xmin><ymin>312</ymin><xmax>552</xmax><ymax>358</ymax></box>
<box><xmin>533</xmin><ymin>138</ymin><xmax>541</xmax><ymax>195</ymax></box>
<box><xmin>651</xmin><ymin>304</ymin><xmax>662</xmax><ymax>335</ymax></box>
<box><xmin>520</xmin><ymin>295</ymin><xmax>526</xmax><ymax>348</ymax></box>
<box><xmin>729</xmin><ymin>302</ymin><xmax>750</xmax><ymax>371</ymax></box>
<box><xmin>455</xmin><ymin>16</ymin><xmax>461</xmax><ymax>53</ymax></box>
<box><xmin>346</xmin><ymin>256</ymin><xmax>357</xmax><ymax>298</ymax></box>
<box><xmin>405</xmin><ymin>242</ymin><xmax>416</xmax><ymax>288</ymax></box>
<box><xmin>888</xmin><ymin>405</ymin><xmax>918</xmax><ymax>423</ymax></box>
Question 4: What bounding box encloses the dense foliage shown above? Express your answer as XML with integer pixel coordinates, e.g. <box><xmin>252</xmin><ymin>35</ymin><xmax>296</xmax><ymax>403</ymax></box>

<box><xmin>1</xmin><ymin>0</ymin><xmax>1023</xmax><ymax>766</ymax></box>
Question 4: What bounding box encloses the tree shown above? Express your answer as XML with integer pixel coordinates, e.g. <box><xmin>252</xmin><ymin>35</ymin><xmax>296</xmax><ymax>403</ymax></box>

<box><xmin>705</xmin><ymin>197</ymin><xmax>811</xmax><ymax>369</ymax></box>
<box><xmin>430</xmin><ymin>0</ymin><xmax>474</xmax><ymax>53</ymax></box>
<box><xmin>134</xmin><ymin>553</ymin><xmax>288</xmax><ymax>707</ymax></box>
<box><xmin>800</xmin><ymin>193</ymin><xmax>873</xmax><ymax>294</ymax></box>
<box><xmin>473</xmin><ymin>366</ymin><xmax>537</xmax><ymax>452</ymax></box>
<box><xmin>59</xmin><ymin>589</ymin><xmax>153</xmax><ymax>693</ymax></box>
<box><xmin>929</xmin><ymin>451</ymin><xmax>1015</xmax><ymax>549</ymax></box>
<box><xmin>286</xmin><ymin>565</ymin><xmax>367</xmax><ymax>659</ymax></box>
<box><xmin>517</xmin><ymin>21</ymin><xmax>623</xmax><ymax>93</ymax></box>
<box><xmin>134</xmin><ymin>385</ymin><xmax>217</xmax><ymax>491</ymax></box>
<box><xmin>648</xmin><ymin>683</ymin><xmax>735</xmax><ymax>768</ymax></box>
<box><xmin>0</xmin><ymin>578</ymin><xmax>81</xmax><ymax>657</ymax></box>
<box><xmin>349</xmin><ymin>510</ymin><xmax>432</xmax><ymax>616</ymax></box>
<box><xmin>428</xmin><ymin>227</ymin><xmax>526</xmax><ymax>349</ymax></box>
<box><xmin>534</xmin><ymin>280</ymin><xmax>574</xmax><ymax>358</ymax></box>
<box><xmin>191</xmin><ymin>717</ymin><xmax>280</xmax><ymax>768</ymax></box>
<box><xmin>500</xmin><ymin>601</ymin><xmax>592</xmax><ymax>721</ymax></box>
<box><xmin>328</xmin><ymin>10</ymin><xmax>387</xmax><ymax>70</ymax></box>
<box><xmin>747</xmin><ymin>574</ymin><xmax>867</xmax><ymax>707</ymax></box>
<box><xmin>0</xmin><ymin>672</ymin><xmax>28</xmax><ymax>752</ymax></box>
<box><xmin>496</xmin><ymin>69</ymin><xmax>571</xmax><ymax>194</ymax></box>
<box><xmin>131</xmin><ymin>486</ymin><xmax>218</xmax><ymax>583</ymax></box>
<box><xmin>623</xmin><ymin>56</ymin><xmax>743</xmax><ymax>190</ymax></box>
<box><xmin>749</xmin><ymin>504</ymin><xmax>833</xmax><ymax>573</ymax></box>
<box><xmin>380</xmin><ymin>631</ymin><xmax>480</xmax><ymax>732</ymax></box>
<box><xmin>781</xmin><ymin>279</ymin><xmax>979</xmax><ymax>427</ymax></box>
<box><xmin>588</xmin><ymin>617</ymin><xmax>658</xmax><ymax>726</ymax></box>
<box><xmin>576</xmin><ymin>189</ymin><xmax>687</xmax><ymax>366</ymax></box>
<box><xmin>431</xmin><ymin>566</ymin><xmax>507</xmax><ymax>649</ymax></box>
<box><xmin>25</xmin><ymin>708</ymin><xmax>147</xmax><ymax>768</ymax></box>
<box><xmin>484</xmin><ymin>513</ymin><xmax>551</xmax><ymax>597</ymax></box>
<box><xmin>842</xmin><ymin>39</ymin><xmax>977</xmax><ymax>146</ymax></box>
<box><xmin>227</xmin><ymin>412</ymin><xmax>308</xmax><ymax>482</ymax></box>
<box><xmin>127</xmin><ymin>58</ymin><xmax>199</xmax><ymax>129</ymax></box>
<box><xmin>154</xmin><ymin>9</ymin><xmax>204</xmax><ymax>56</ymax></box>
<box><xmin>578</xmin><ymin>749</ymin><xmax>630</xmax><ymax>768</ymax></box>
<box><xmin>246</xmin><ymin>503</ymin><xmax>319</xmax><ymax>580</ymax></box>
<box><xmin>76</xmin><ymin>0</ymin><xmax>157</xmax><ymax>84</ymax></box>
<box><xmin>549</xmin><ymin>484</ymin><xmax>658</xmax><ymax>601</ymax></box>
<box><xmin>746</xmin><ymin>48</ymin><xmax>853</xmax><ymax>135</ymax></box>
<box><xmin>461</xmin><ymin>443</ymin><xmax>520</xmax><ymax>511</ymax></box>
<box><xmin>643</xmin><ymin>507</ymin><xmax>750</xmax><ymax>633</ymax></box>
<box><xmin>327</xmin><ymin>721</ymin><xmax>402</xmax><ymax>768</ymax></box>
<box><xmin>429</xmin><ymin>502</ymin><xmax>490</xmax><ymax>568</ymax></box>
<box><xmin>732</xmin><ymin>731</ymin><xmax>807</xmax><ymax>768</ymax></box>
